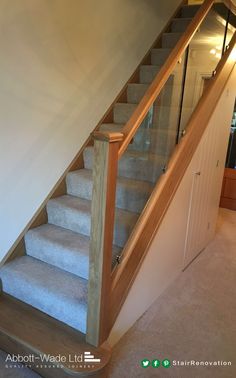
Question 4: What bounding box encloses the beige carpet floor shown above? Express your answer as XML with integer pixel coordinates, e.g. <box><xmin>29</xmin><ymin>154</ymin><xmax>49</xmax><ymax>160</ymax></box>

<box><xmin>109</xmin><ymin>208</ymin><xmax>236</xmax><ymax>378</ymax></box>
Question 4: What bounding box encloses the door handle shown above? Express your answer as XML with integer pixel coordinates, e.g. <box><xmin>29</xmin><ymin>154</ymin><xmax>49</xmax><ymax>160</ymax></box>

<box><xmin>194</xmin><ymin>171</ymin><xmax>201</xmax><ymax>176</ymax></box>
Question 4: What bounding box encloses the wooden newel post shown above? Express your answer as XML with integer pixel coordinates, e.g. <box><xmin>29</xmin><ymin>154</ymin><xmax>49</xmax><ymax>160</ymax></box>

<box><xmin>86</xmin><ymin>131</ymin><xmax>124</xmax><ymax>347</ymax></box>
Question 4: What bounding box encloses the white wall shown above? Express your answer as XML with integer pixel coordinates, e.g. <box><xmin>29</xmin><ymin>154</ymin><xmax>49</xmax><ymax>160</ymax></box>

<box><xmin>0</xmin><ymin>0</ymin><xmax>181</xmax><ymax>261</ymax></box>
<box><xmin>108</xmin><ymin>67</ymin><xmax>236</xmax><ymax>347</ymax></box>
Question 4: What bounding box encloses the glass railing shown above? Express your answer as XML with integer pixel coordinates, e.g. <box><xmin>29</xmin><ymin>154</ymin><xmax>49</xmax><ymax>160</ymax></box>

<box><xmin>104</xmin><ymin>1</ymin><xmax>236</xmax><ymax>268</ymax></box>
<box><xmin>179</xmin><ymin>2</ymin><xmax>236</xmax><ymax>137</ymax></box>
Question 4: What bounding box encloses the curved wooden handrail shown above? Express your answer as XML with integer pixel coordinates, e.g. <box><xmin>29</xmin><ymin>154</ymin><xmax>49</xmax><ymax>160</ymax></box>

<box><xmin>118</xmin><ymin>0</ymin><xmax>236</xmax><ymax>158</ymax></box>
<box><xmin>110</xmin><ymin>31</ymin><xmax>236</xmax><ymax>328</ymax></box>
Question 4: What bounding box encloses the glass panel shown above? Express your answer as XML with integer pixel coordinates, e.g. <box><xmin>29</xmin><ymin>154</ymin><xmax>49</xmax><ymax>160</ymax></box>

<box><xmin>112</xmin><ymin>53</ymin><xmax>188</xmax><ymax>266</ymax></box>
<box><xmin>178</xmin><ymin>6</ymin><xmax>228</xmax><ymax>136</ymax></box>
<box><xmin>109</xmin><ymin>1</ymin><xmax>235</xmax><ymax>268</ymax></box>
<box><xmin>225</xmin><ymin>8</ymin><xmax>236</xmax><ymax>50</ymax></box>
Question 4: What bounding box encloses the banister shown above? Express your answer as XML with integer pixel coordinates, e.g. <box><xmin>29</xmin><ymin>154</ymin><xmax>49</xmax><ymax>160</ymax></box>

<box><xmin>119</xmin><ymin>0</ymin><xmax>214</xmax><ymax>158</ymax></box>
<box><xmin>110</xmin><ymin>31</ymin><xmax>236</xmax><ymax>329</ymax></box>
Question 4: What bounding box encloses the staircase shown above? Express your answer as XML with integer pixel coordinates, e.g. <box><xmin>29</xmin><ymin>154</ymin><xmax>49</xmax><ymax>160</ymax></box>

<box><xmin>0</xmin><ymin>1</ymin><xmax>235</xmax><ymax>377</ymax></box>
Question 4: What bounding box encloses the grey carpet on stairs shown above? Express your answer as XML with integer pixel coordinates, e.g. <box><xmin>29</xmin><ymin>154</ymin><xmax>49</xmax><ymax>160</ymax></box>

<box><xmin>0</xmin><ymin>256</ymin><xmax>88</xmax><ymax>333</ymax></box>
<box><xmin>0</xmin><ymin>10</ymin><xmax>198</xmax><ymax>338</ymax></box>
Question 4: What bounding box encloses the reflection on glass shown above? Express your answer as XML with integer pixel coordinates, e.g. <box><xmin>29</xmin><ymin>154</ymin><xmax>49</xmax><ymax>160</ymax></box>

<box><xmin>179</xmin><ymin>6</ymin><xmax>234</xmax><ymax>134</ymax></box>
<box><xmin>112</xmin><ymin>54</ymin><xmax>187</xmax><ymax>262</ymax></box>
<box><xmin>110</xmin><ymin>1</ymin><xmax>236</xmax><ymax>268</ymax></box>
<box><xmin>125</xmin><ymin>53</ymin><xmax>187</xmax><ymax>183</ymax></box>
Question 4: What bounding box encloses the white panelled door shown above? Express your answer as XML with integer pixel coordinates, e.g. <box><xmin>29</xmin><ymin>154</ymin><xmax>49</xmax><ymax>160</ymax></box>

<box><xmin>183</xmin><ymin>112</ymin><xmax>230</xmax><ymax>268</ymax></box>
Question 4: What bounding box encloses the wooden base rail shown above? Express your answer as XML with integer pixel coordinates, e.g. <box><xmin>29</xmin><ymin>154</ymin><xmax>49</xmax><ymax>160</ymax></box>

<box><xmin>118</xmin><ymin>0</ymin><xmax>215</xmax><ymax>157</ymax></box>
<box><xmin>109</xmin><ymin>31</ymin><xmax>236</xmax><ymax>330</ymax></box>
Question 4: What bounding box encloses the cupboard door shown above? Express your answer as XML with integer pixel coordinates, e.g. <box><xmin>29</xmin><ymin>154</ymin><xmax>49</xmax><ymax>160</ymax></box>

<box><xmin>183</xmin><ymin>117</ymin><xmax>228</xmax><ymax>268</ymax></box>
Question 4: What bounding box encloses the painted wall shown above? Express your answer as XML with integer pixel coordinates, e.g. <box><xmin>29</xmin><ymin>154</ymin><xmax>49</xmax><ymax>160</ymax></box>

<box><xmin>0</xmin><ymin>0</ymin><xmax>181</xmax><ymax>261</ymax></box>
<box><xmin>109</xmin><ymin>67</ymin><xmax>236</xmax><ymax>347</ymax></box>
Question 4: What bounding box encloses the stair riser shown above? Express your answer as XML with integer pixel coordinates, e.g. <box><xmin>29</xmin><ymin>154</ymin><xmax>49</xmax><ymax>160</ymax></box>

<box><xmin>25</xmin><ymin>233</ymin><xmax>89</xmax><ymax>279</ymax></box>
<box><xmin>171</xmin><ymin>18</ymin><xmax>191</xmax><ymax>33</ymax></box>
<box><xmin>139</xmin><ymin>65</ymin><xmax>160</xmax><ymax>84</ymax></box>
<box><xmin>162</xmin><ymin>33</ymin><xmax>182</xmax><ymax>48</ymax></box>
<box><xmin>47</xmin><ymin>202</ymin><xmax>137</xmax><ymax>248</ymax></box>
<box><xmin>181</xmin><ymin>5</ymin><xmax>199</xmax><ymax>18</ymax></box>
<box><xmin>83</xmin><ymin>148</ymin><xmax>163</xmax><ymax>183</ymax></box>
<box><xmin>113</xmin><ymin>103</ymin><xmax>136</xmax><ymax>124</ymax></box>
<box><xmin>151</xmin><ymin>49</ymin><xmax>171</xmax><ymax>65</ymax></box>
<box><xmin>66</xmin><ymin>173</ymin><xmax>152</xmax><ymax>213</ymax></box>
<box><xmin>127</xmin><ymin>82</ymin><xmax>173</xmax><ymax>105</ymax></box>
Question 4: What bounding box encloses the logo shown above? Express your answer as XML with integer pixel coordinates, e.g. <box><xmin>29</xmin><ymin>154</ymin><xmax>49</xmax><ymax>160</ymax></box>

<box><xmin>152</xmin><ymin>359</ymin><xmax>160</xmax><ymax>368</ymax></box>
<box><xmin>141</xmin><ymin>359</ymin><xmax>151</xmax><ymax>368</ymax></box>
<box><xmin>162</xmin><ymin>359</ymin><xmax>171</xmax><ymax>368</ymax></box>
<box><xmin>83</xmin><ymin>352</ymin><xmax>101</xmax><ymax>363</ymax></box>
<box><xmin>4</xmin><ymin>352</ymin><xmax>101</xmax><ymax>366</ymax></box>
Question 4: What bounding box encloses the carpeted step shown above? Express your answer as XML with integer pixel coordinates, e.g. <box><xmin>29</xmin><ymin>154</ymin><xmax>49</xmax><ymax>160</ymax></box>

<box><xmin>127</xmin><ymin>83</ymin><xmax>149</xmax><ymax>104</ymax></box>
<box><xmin>181</xmin><ymin>4</ymin><xmax>200</xmax><ymax>18</ymax></box>
<box><xmin>25</xmin><ymin>224</ymin><xmax>121</xmax><ymax>278</ymax></box>
<box><xmin>47</xmin><ymin>195</ymin><xmax>139</xmax><ymax>248</ymax></box>
<box><xmin>127</xmin><ymin>81</ymin><xmax>173</xmax><ymax>106</ymax></box>
<box><xmin>83</xmin><ymin>146</ymin><xmax>165</xmax><ymax>183</ymax></box>
<box><xmin>66</xmin><ymin>168</ymin><xmax>154</xmax><ymax>213</ymax></box>
<box><xmin>0</xmin><ymin>256</ymin><xmax>88</xmax><ymax>333</ymax></box>
<box><xmin>171</xmin><ymin>17</ymin><xmax>192</xmax><ymax>33</ymax></box>
<box><xmin>139</xmin><ymin>65</ymin><xmax>161</xmax><ymax>84</ymax></box>
<box><xmin>151</xmin><ymin>48</ymin><xmax>171</xmax><ymax>65</ymax></box>
<box><xmin>162</xmin><ymin>32</ymin><xmax>183</xmax><ymax>48</ymax></box>
<box><xmin>113</xmin><ymin>103</ymin><xmax>137</xmax><ymax>124</ymax></box>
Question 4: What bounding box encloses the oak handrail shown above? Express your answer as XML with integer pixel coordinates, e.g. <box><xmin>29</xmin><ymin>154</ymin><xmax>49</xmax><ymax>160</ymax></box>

<box><xmin>110</xmin><ymin>31</ymin><xmax>236</xmax><ymax>329</ymax></box>
<box><xmin>118</xmin><ymin>0</ymin><xmax>236</xmax><ymax>158</ymax></box>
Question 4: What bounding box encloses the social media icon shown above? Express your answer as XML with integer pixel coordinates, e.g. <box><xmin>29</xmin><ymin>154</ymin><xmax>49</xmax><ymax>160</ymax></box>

<box><xmin>141</xmin><ymin>359</ymin><xmax>150</xmax><ymax>368</ymax></box>
<box><xmin>152</xmin><ymin>359</ymin><xmax>160</xmax><ymax>368</ymax></box>
<box><xmin>162</xmin><ymin>359</ymin><xmax>171</xmax><ymax>368</ymax></box>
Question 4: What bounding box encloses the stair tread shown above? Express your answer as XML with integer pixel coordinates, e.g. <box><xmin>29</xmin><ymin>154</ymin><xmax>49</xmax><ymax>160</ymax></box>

<box><xmin>48</xmin><ymin>195</ymin><xmax>139</xmax><ymax>219</ymax></box>
<box><xmin>25</xmin><ymin>223</ymin><xmax>120</xmax><ymax>278</ymax></box>
<box><xmin>0</xmin><ymin>256</ymin><xmax>88</xmax><ymax>333</ymax></box>
<box><xmin>68</xmin><ymin>168</ymin><xmax>154</xmax><ymax>195</ymax></box>
<box><xmin>67</xmin><ymin>168</ymin><xmax>154</xmax><ymax>213</ymax></box>
<box><xmin>47</xmin><ymin>195</ymin><xmax>139</xmax><ymax>247</ymax></box>
<box><xmin>0</xmin><ymin>293</ymin><xmax>110</xmax><ymax>375</ymax></box>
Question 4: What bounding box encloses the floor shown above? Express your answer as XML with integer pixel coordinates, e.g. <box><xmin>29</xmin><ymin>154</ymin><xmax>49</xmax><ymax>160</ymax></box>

<box><xmin>0</xmin><ymin>350</ymin><xmax>41</xmax><ymax>378</ymax></box>
<box><xmin>0</xmin><ymin>208</ymin><xmax>235</xmax><ymax>378</ymax></box>
<box><xmin>109</xmin><ymin>208</ymin><xmax>236</xmax><ymax>378</ymax></box>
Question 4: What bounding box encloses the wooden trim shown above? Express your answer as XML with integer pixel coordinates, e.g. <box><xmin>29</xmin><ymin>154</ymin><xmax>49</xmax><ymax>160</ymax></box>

<box><xmin>119</xmin><ymin>0</ymin><xmax>215</xmax><ymax>157</ymax></box>
<box><xmin>224</xmin><ymin>167</ymin><xmax>236</xmax><ymax>179</ymax></box>
<box><xmin>110</xmin><ymin>32</ymin><xmax>236</xmax><ymax>328</ymax></box>
<box><xmin>86</xmin><ymin>138</ymin><xmax>120</xmax><ymax>347</ymax></box>
<box><xmin>93</xmin><ymin>131</ymin><xmax>124</xmax><ymax>143</ymax></box>
<box><xmin>3</xmin><ymin>0</ymin><xmax>186</xmax><ymax>267</ymax></box>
